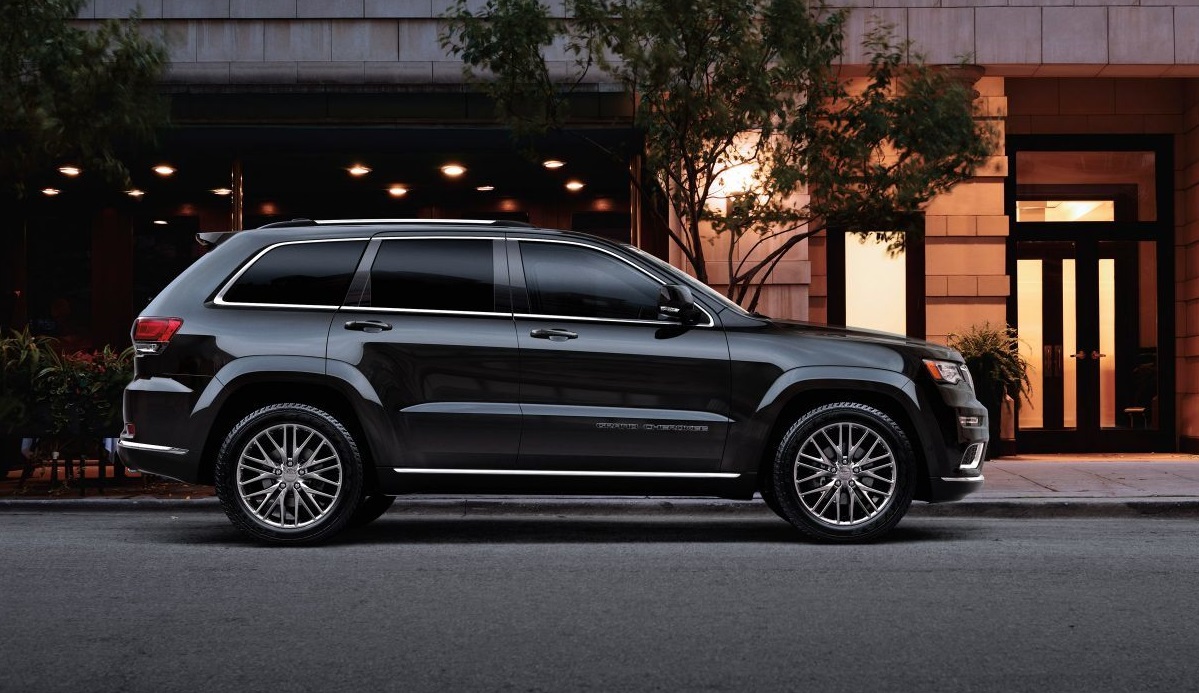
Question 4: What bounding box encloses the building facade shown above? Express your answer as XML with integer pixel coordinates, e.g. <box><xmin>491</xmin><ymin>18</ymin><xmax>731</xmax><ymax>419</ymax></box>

<box><xmin>6</xmin><ymin>0</ymin><xmax>1199</xmax><ymax>453</ymax></box>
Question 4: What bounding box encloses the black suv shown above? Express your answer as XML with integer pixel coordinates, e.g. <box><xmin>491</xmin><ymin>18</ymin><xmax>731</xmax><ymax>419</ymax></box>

<box><xmin>120</xmin><ymin>219</ymin><xmax>986</xmax><ymax>544</ymax></box>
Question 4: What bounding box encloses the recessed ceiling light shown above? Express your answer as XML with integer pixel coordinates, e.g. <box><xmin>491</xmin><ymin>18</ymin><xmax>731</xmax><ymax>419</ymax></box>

<box><xmin>542</xmin><ymin>159</ymin><xmax>566</xmax><ymax>169</ymax></box>
<box><xmin>388</xmin><ymin>185</ymin><xmax>409</xmax><ymax>198</ymax></box>
<box><xmin>476</xmin><ymin>185</ymin><xmax>495</xmax><ymax>192</ymax></box>
<box><xmin>211</xmin><ymin>188</ymin><xmax>232</xmax><ymax>196</ymax></box>
<box><xmin>565</xmin><ymin>180</ymin><xmax>585</xmax><ymax>192</ymax></box>
<box><xmin>126</xmin><ymin>188</ymin><xmax>145</xmax><ymax>198</ymax></box>
<box><xmin>152</xmin><ymin>164</ymin><xmax>175</xmax><ymax>177</ymax></box>
<box><xmin>440</xmin><ymin>164</ymin><xmax>467</xmax><ymax>178</ymax></box>
<box><xmin>58</xmin><ymin>166</ymin><xmax>81</xmax><ymax>177</ymax></box>
<box><xmin>348</xmin><ymin>164</ymin><xmax>371</xmax><ymax>177</ymax></box>
<box><xmin>153</xmin><ymin>219</ymin><xmax>168</xmax><ymax>226</ymax></box>
<box><xmin>41</xmin><ymin>187</ymin><xmax>60</xmax><ymax>196</ymax></box>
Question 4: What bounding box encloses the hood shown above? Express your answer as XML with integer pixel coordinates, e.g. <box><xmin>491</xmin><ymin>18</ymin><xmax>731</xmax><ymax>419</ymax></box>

<box><xmin>767</xmin><ymin>319</ymin><xmax>962</xmax><ymax>362</ymax></box>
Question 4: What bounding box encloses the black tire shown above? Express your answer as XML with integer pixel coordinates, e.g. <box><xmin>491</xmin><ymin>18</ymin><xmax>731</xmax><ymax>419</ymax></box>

<box><xmin>215</xmin><ymin>403</ymin><xmax>364</xmax><ymax>545</ymax></box>
<box><xmin>760</xmin><ymin>483</ymin><xmax>785</xmax><ymax>519</ymax></box>
<box><xmin>772</xmin><ymin>402</ymin><xmax>916</xmax><ymax>543</ymax></box>
<box><xmin>348</xmin><ymin>495</ymin><xmax>395</xmax><ymax>529</ymax></box>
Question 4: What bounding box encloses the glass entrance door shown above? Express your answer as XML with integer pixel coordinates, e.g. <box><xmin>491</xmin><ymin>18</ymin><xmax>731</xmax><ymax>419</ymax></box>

<box><xmin>1016</xmin><ymin>240</ymin><xmax>1161</xmax><ymax>450</ymax></box>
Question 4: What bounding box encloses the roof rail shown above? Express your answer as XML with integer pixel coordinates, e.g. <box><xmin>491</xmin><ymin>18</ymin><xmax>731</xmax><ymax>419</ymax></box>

<box><xmin>311</xmin><ymin>218</ymin><xmax>533</xmax><ymax>228</ymax></box>
<box><xmin>256</xmin><ymin>218</ymin><xmax>317</xmax><ymax>229</ymax></box>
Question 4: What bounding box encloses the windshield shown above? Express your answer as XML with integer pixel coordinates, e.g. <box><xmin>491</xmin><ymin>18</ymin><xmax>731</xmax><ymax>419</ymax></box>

<box><xmin>624</xmin><ymin>245</ymin><xmax>752</xmax><ymax>317</ymax></box>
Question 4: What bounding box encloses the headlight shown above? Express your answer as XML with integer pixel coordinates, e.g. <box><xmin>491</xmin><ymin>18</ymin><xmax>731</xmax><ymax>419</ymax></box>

<box><xmin>924</xmin><ymin>359</ymin><xmax>972</xmax><ymax>388</ymax></box>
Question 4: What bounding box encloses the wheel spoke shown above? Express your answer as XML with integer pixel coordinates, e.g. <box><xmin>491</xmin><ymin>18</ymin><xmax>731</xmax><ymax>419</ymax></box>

<box><xmin>237</xmin><ymin>422</ymin><xmax>343</xmax><ymax>531</ymax></box>
<box><xmin>300</xmin><ymin>484</ymin><xmax>336</xmax><ymax>500</ymax></box>
<box><xmin>793</xmin><ymin>420</ymin><xmax>896</xmax><ymax>528</ymax></box>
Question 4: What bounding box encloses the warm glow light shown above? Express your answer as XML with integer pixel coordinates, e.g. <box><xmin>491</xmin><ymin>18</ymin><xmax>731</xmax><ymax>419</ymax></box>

<box><xmin>388</xmin><ymin>185</ymin><xmax>409</xmax><ymax>198</ymax></box>
<box><xmin>126</xmin><ymin>188</ymin><xmax>145</xmax><ymax>198</ymax></box>
<box><xmin>152</xmin><ymin>164</ymin><xmax>176</xmax><ymax>177</ymax></box>
<box><xmin>565</xmin><ymin>180</ymin><xmax>585</xmax><ymax>192</ymax></box>
<box><xmin>499</xmin><ymin>199</ymin><xmax>519</xmax><ymax>212</ymax></box>
<box><xmin>58</xmin><ymin>166</ymin><xmax>81</xmax><ymax>177</ymax></box>
<box><xmin>259</xmin><ymin>202</ymin><xmax>278</xmax><ymax>215</ymax></box>
<box><xmin>41</xmin><ymin>187</ymin><xmax>60</xmax><ymax>196</ymax></box>
<box><xmin>153</xmin><ymin>219</ymin><xmax>167</xmax><ymax>226</ymax></box>
<box><xmin>348</xmin><ymin>164</ymin><xmax>371</xmax><ymax>176</ymax></box>
<box><xmin>542</xmin><ymin>159</ymin><xmax>566</xmax><ymax>169</ymax></box>
<box><xmin>476</xmin><ymin>185</ymin><xmax>495</xmax><ymax>192</ymax></box>
<box><xmin>440</xmin><ymin>164</ymin><xmax>467</xmax><ymax>178</ymax></box>
<box><xmin>211</xmin><ymin>188</ymin><xmax>232</xmax><ymax>196</ymax></box>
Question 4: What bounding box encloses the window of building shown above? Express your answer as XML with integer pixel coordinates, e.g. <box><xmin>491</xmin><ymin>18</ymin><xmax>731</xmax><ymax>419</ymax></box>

<box><xmin>844</xmin><ymin>233</ymin><xmax>906</xmax><ymax>335</ymax></box>
<box><xmin>222</xmin><ymin>240</ymin><xmax>366</xmax><ymax>307</ymax></box>
<box><xmin>368</xmin><ymin>239</ymin><xmax>496</xmax><ymax>313</ymax></box>
<box><xmin>1015</xmin><ymin>150</ymin><xmax>1156</xmax><ymax>222</ymax></box>
<box><xmin>520</xmin><ymin>242</ymin><xmax>661</xmax><ymax>320</ymax></box>
<box><xmin>827</xmin><ymin>230</ymin><xmax>923</xmax><ymax>338</ymax></box>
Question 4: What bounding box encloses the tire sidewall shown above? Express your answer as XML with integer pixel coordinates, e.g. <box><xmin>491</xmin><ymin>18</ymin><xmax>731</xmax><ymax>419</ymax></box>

<box><xmin>772</xmin><ymin>402</ymin><xmax>916</xmax><ymax>542</ymax></box>
<box><xmin>215</xmin><ymin>404</ymin><xmax>364</xmax><ymax>545</ymax></box>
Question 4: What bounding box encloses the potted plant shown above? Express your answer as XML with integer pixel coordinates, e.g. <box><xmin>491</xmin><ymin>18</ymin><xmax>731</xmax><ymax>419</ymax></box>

<box><xmin>947</xmin><ymin>323</ymin><xmax>1032</xmax><ymax>455</ymax></box>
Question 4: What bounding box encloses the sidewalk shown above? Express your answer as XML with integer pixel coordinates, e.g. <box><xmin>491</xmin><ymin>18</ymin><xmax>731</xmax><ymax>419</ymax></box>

<box><xmin>4</xmin><ymin>454</ymin><xmax>1199</xmax><ymax>518</ymax></box>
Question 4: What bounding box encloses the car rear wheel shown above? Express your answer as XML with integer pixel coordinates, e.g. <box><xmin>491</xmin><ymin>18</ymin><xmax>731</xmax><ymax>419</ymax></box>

<box><xmin>215</xmin><ymin>403</ymin><xmax>363</xmax><ymax>545</ymax></box>
<box><xmin>772</xmin><ymin>402</ymin><xmax>916</xmax><ymax>543</ymax></box>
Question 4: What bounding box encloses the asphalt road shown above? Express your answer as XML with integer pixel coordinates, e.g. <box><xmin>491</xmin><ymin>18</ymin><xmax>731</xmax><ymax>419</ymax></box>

<box><xmin>1</xmin><ymin>509</ymin><xmax>1197</xmax><ymax>693</ymax></box>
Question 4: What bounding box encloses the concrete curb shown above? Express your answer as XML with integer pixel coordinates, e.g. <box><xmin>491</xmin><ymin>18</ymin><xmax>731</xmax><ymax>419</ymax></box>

<box><xmin>3</xmin><ymin>496</ymin><xmax>1199</xmax><ymax>518</ymax></box>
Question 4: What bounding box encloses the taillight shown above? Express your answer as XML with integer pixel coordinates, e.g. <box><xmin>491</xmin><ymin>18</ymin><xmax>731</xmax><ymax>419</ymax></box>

<box><xmin>132</xmin><ymin>317</ymin><xmax>183</xmax><ymax>354</ymax></box>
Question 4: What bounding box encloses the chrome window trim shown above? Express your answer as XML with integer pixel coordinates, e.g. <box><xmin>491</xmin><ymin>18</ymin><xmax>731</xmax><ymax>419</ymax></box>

<box><xmin>350</xmin><ymin>306</ymin><xmax>510</xmax><ymax>318</ymax></box>
<box><xmin>393</xmin><ymin>468</ymin><xmax>740</xmax><ymax>479</ymax></box>
<box><xmin>511</xmin><ymin>237</ymin><xmax>716</xmax><ymax>328</ymax></box>
<box><xmin>213</xmin><ymin>238</ymin><xmax>372</xmax><ymax>309</ymax></box>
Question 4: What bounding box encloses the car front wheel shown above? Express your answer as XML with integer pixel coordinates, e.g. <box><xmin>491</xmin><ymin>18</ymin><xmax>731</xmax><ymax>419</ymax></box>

<box><xmin>772</xmin><ymin>402</ymin><xmax>916</xmax><ymax>543</ymax></box>
<box><xmin>215</xmin><ymin>403</ymin><xmax>364</xmax><ymax>545</ymax></box>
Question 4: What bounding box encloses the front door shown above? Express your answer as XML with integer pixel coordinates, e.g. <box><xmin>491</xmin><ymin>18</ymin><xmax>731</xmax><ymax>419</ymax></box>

<box><xmin>1015</xmin><ymin>240</ymin><xmax>1165</xmax><ymax>450</ymax></box>
<box><xmin>1009</xmin><ymin>137</ymin><xmax>1174</xmax><ymax>452</ymax></box>
<box><xmin>510</xmin><ymin>238</ymin><xmax>732</xmax><ymax>471</ymax></box>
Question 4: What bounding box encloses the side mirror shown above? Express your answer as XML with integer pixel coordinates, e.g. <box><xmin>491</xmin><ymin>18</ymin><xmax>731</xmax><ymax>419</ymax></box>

<box><xmin>658</xmin><ymin>284</ymin><xmax>701</xmax><ymax>324</ymax></box>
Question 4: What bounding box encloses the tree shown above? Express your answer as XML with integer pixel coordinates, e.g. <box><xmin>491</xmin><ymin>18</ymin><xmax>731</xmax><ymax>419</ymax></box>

<box><xmin>442</xmin><ymin>0</ymin><xmax>993</xmax><ymax>310</ymax></box>
<box><xmin>0</xmin><ymin>0</ymin><xmax>168</xmax><ymax>195</ymax></box>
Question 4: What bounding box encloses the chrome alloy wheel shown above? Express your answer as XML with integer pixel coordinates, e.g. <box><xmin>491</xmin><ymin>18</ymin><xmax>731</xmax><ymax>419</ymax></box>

<box><xmin>235</xmin><ymin>423</ymin><xmax>344</xmax><ymax>530</ymax></box>
<box><xmin>792</xmin><ymin>421</ymin><xmax>896</xmax><ymax>527</ymax></box>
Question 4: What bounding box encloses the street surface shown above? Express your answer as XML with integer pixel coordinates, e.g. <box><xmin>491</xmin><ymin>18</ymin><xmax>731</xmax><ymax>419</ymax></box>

<box><xmin>1</xmin><ymin>509</ymin><xmax>1197</xmax><ymax>692</ymax></box>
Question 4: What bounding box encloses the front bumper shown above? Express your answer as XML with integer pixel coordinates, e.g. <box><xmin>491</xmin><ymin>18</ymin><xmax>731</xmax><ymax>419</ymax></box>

<box><xmin>927</xmin><ymin>473</ymin><xmax>985</xmax><ymax>502</ymax></box>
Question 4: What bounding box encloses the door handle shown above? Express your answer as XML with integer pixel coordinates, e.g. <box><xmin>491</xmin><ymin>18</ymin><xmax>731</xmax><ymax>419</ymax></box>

<box><xmin>530</xmin><ymin>328</ymin><xmax>578</xmax><ymax>341</ymax></box>
<box><xmin>1070</xmin><ymin>351</ymin><xmax>1087</xmax><ymax>359</ymax></box>
<box><xmin>344</xmin><ymin>320</ymin><xmax>392</xmax><ymax>333</ymax></box>
<box><xmin>1091</xmin><ymin>351</ymin><xmax>1107</xmax><ymax>360</ymax></box>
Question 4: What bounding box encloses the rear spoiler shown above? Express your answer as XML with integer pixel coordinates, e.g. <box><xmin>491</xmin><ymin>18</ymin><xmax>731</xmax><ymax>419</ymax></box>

<box><xmin>196</xmin><ymin>231</ymin><xmax>235</xmax><ymax>248</ymax></box>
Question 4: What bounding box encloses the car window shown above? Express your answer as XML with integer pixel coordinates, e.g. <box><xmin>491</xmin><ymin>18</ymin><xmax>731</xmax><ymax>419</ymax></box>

<box><xmin>368</xmin><ymin>239</ymin><xmax>496</xmax><ymax>313</ymax></box>
<box><xmin>520</xmin><ymin>241</ymin><xmax>661</xmax><ymax>320</ymax></box>
<box><xmin>222</xmin><ymin>240</ymin><xmax>366</xmax><ymax>307</ymax></box>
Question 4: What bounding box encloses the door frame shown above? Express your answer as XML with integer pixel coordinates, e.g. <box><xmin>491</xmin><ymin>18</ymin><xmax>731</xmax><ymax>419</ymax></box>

<box><xmin>1005</xmin><ymin>134</ymin><xmax>1176</xmax><ymax>452</ymax></box>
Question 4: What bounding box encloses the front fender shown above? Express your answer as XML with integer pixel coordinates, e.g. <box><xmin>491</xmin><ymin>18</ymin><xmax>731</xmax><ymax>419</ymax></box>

<box><xmin>722</xmin><ymin>365</ymin><xmax>941</xmax><ymax>479</ymax></box>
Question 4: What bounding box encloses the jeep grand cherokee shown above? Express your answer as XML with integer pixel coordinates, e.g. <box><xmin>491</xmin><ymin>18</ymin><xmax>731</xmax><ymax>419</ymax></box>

<box><xmin>119</xmin><ymin>219</ymin><xmax>987</xmax><ymax>544</ymax></box>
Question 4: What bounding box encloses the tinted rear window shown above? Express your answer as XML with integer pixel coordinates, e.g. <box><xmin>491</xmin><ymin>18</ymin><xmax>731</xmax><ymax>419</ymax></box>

<box><xmin>222</xmin><ymin>240</ymin><xmax>366</xmax><ymax>306</ymax></box>
<box><xmin>368</xmin><ymin>239</ymin><xmax>496</xmax><ymax>312</ymax></box>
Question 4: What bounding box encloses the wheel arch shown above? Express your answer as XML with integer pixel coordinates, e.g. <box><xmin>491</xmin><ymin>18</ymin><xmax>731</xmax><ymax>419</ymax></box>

<box><xmin>193</xmin><ymin>368</ymin><xmax>387</xmax><ymax>491</ymax></box>
<box><xmin>749</xmin><ymin>368</ymin><xmax>937</xmax><ymax>502</ymax></box>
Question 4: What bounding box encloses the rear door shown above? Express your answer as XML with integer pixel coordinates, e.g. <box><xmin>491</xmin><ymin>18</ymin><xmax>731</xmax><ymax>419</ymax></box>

<box><xmin>511</xmin><ymin>237</ymin><xmax>732</xmax><ymax>471</ymax></box>
<box><xmin>326</xmin><ymin>234</ymin><xmax>521</xmax><ymax>469</ymax></box>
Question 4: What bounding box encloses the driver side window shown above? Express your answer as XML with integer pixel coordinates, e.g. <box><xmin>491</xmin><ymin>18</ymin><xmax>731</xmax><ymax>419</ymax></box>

<box><xmin>520</xmin><ymin>242</ymin><xmax>662</xmax><ymax>321</ymax></box>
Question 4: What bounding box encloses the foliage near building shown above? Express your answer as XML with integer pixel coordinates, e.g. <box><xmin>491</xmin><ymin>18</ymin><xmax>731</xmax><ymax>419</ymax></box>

<box><xmin>0</xmin><ymin>0</ymin><xmax>167</xmax><ymax>195</ymax></box>
<box><xmin>443</xmin><ymin>0</ymin><xmax>993</xmax><ymax>309</ymax></box>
